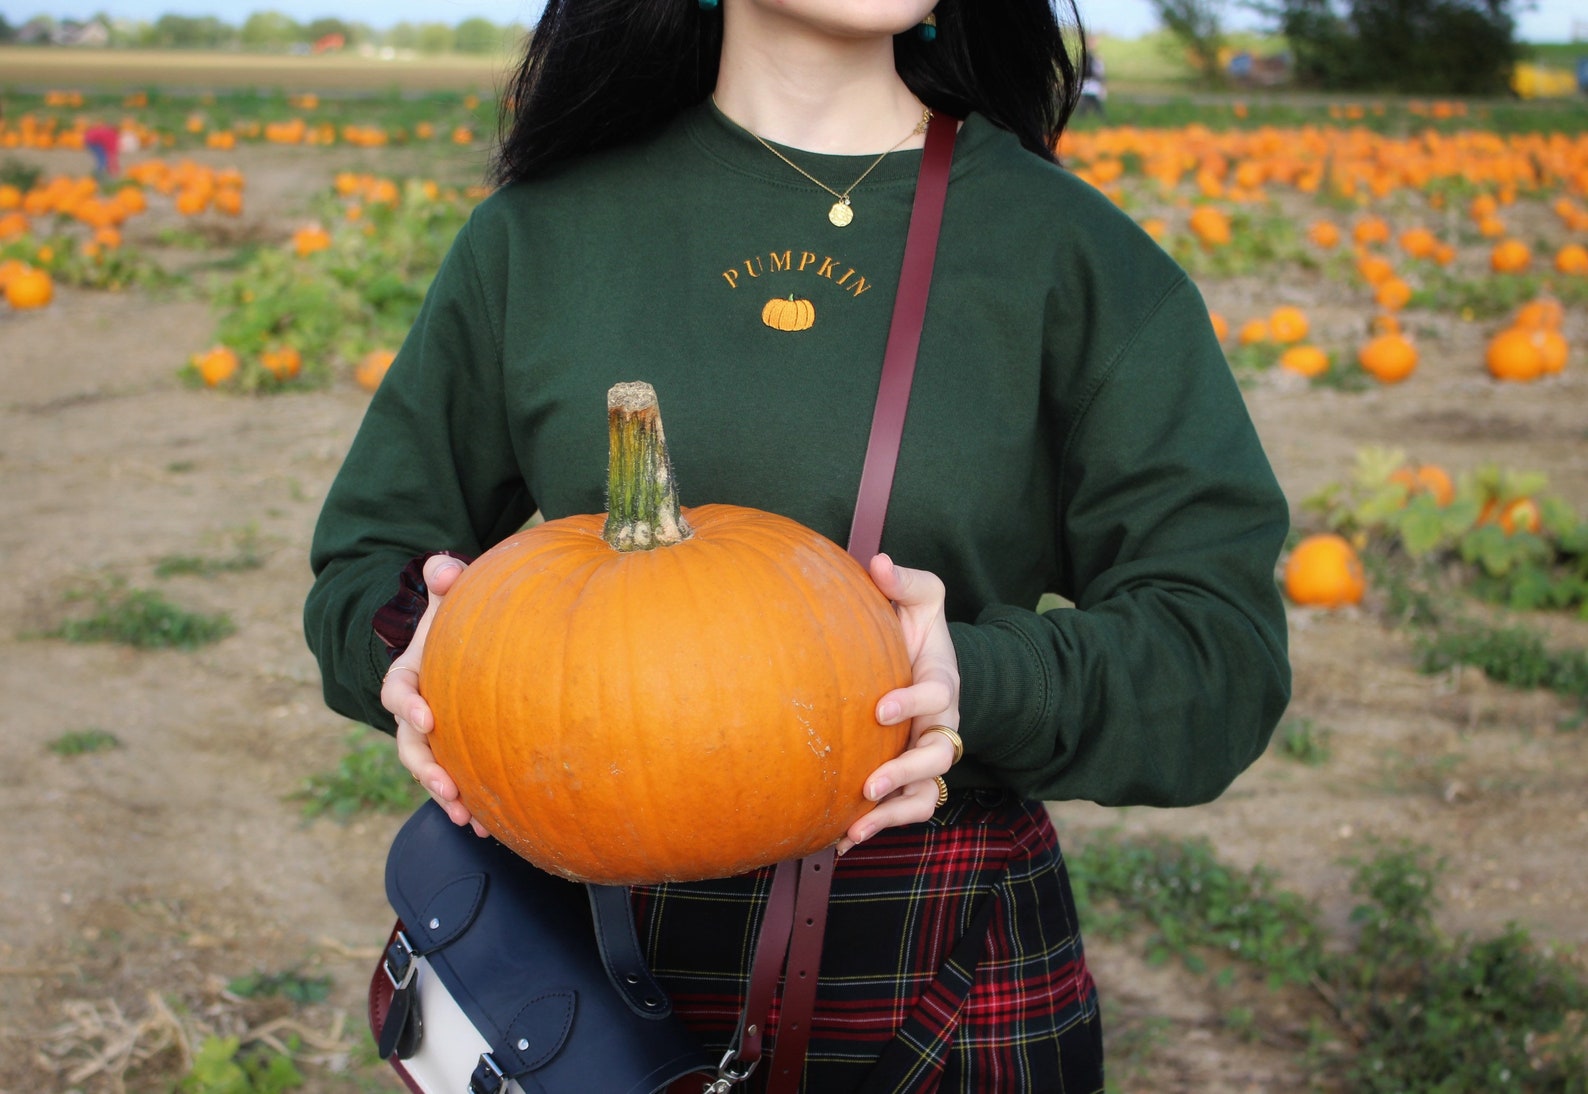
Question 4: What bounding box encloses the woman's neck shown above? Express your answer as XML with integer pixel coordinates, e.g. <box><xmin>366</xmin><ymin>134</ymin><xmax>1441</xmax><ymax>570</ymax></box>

<box><xmin>713</xmin><ymin>7</ymin><xmax>928</xmax><ymax>155</ymax></box>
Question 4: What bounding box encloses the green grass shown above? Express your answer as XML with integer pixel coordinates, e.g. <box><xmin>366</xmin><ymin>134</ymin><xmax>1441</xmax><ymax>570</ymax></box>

<box><xmin>226</xmin><ymin>967</ymin><xmax>331</xmax><ymax>1004</ymax></box>
<box><xmin>46</xmin><ymin>728</ymin><xmax>122</xmax><ymax>756</ymax></box>
<box><xmin>154</xmin><ymin>529</ymin><xmax>267</xmax><ymax>577</ymax></box>
<box><xmin>1274</xmin><ymin>717</ymin><xmax>1334</xmax><ymax>765</ymax></box>
<box><xmin>1068</xmin><ymin>831</ymin><xmax>1588</xmax><ymax>1089</ymax></box>
<box><xmin>1418</xmin><ymin>623</ymin><xmax>1588</xmax><ymax>708</ymax></box>
<box><xmin>174</xmin><ymin>1035</ymin><xmax>303</xmax><ymax>1094</ymax></box>
<box><xmin>292</xmin><ymin>729</ymin><xmax>424</xmax><ymax>820</ymax></box>
<box><xmin>46</xmin><ymin>582</ymin><xmax>235</xmax><ymax>650</ymax></box>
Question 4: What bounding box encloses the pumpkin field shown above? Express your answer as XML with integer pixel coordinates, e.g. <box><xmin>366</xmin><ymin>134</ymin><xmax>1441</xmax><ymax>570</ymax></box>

<box><xmin>2</xmin><ymin>57</ymin><xmax>1587</xmax><ymax>1093</ymax></box>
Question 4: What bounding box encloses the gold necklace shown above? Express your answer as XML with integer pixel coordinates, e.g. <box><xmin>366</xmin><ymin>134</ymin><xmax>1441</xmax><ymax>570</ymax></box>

<box><xmin>719</xmin><ymin>100</ymin><xmax>932</xmax><ymax>227</ymax></box>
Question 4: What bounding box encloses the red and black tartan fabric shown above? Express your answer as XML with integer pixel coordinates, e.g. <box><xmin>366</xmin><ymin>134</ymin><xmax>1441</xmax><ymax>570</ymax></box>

<box><xmin>633</xmin><ymin>791</ymin><xmax>1104</xmax><ymax>1094</ymax></box>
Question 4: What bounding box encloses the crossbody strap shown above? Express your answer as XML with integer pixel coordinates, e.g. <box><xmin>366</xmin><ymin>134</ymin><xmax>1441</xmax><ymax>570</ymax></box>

<box><xmin>711</xmin><ymin>109</ymin><xmax>959</xmax><ymax>1094</ymax></box>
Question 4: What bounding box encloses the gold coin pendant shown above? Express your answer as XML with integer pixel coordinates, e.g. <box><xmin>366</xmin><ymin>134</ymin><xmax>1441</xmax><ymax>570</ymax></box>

<box><xmin>828</xmin><ymin>200</ymin><xmax>854</xmax><ymax>227</ymax></box>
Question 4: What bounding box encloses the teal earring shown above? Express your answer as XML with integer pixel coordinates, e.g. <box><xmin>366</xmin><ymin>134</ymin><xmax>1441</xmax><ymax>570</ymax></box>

<box><xmin>917</xmin><ymin>12</ymin><xmax>937</xmax><ymax>42</ymax></box>
<box><xmin>699</xmin><ymin>0</ymin><xmax>719</xmax><ymax>9</ymax></box>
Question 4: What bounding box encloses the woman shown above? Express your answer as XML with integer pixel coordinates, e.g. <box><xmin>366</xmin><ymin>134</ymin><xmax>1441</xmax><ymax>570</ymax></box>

<box><xmin>304</xmin><ymin>0</ymin><xmax>1292</xmax><ymax>1089</ymax></box>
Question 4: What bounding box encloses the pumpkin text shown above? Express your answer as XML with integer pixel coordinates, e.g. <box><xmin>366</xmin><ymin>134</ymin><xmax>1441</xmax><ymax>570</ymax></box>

<box><xmin>721</xmin><ymin>248</ymin><xmax>873</xmax><ymax>297</ymax></box>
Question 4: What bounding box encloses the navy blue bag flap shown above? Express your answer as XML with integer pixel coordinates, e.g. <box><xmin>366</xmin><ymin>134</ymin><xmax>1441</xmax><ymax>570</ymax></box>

<box><xmin>384</xmin><ymin>801</ymin><xmax>714</xmax><ymax>1094</ymax></box>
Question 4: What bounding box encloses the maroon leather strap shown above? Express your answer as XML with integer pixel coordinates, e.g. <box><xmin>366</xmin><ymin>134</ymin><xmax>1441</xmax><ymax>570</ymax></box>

<box><xmin>847</xmin><ymin>109</ymin><xmax>958</xmax><ymax>567</ymax></box>
<box><xmin>763</xmin><ymin>849</ymin><xmax>837</xmax><ymax>1094</ymax></box>
<box><xmin>722</xmin><ymin>110</ymin><xmax>959</xmax><ymax>1094</ymax></box>
<box><xmin>733</xmin><ymin>858</ymin><xmax>799</xmax><ymax>1068</ymax></box>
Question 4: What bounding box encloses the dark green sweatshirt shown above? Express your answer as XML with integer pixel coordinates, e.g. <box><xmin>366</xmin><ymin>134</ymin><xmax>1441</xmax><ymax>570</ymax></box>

<box><xmin>305</xmin><ymin>102</ymin><xmax>1291</xmax><ymax>809</ymax></box>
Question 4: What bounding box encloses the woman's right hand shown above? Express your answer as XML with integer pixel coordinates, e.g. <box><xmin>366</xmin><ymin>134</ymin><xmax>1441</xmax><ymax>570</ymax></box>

<box><xmin>380</xmin><ymin>554</ymin><xmax>488</xmax><ymax>836</ymax></box>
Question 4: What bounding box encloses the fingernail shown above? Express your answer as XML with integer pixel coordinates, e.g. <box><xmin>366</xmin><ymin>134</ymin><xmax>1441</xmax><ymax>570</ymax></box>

<box><xmin>429</xmin><ymin>781</ymin><xmax>446</xmax><ymax>798</ymax></box>
<box><xmin>878</xmin><ymin>701</ymin><xmax>901</xmax><ymax>724</ymax></box>
<box><xmin>867</xmin><ymin>778</ymin><xmax>891</xmax><ymax>801</ymax></box>
<box><xmin>852</xmin><ymin>827</ymin><xmax>873</xmax><ymax>845</ymax></box>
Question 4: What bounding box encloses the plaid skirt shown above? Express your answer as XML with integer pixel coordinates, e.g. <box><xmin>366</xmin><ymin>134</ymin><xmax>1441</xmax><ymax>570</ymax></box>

<box><xmin>632</xmin><ymin>790</ymin><xmax>1104</xmax><ymax>1093</ymax></box>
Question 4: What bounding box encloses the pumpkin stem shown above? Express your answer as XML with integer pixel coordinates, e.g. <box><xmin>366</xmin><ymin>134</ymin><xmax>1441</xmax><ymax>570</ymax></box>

<box><xmin>604</xmin><ymin>381</ymin><xmax>693</xmax><ymax>551</ymax></box>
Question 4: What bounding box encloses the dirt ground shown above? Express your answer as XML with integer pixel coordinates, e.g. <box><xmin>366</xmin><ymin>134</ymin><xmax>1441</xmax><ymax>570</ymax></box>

<box><xmin>1</xmin><ymin>139</ymin><xmax>1585</xmax><ymax>1093</ymax></box>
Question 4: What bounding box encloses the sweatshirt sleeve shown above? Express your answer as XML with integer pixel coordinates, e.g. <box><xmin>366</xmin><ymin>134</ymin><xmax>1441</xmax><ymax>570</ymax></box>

<box><xmin>951</xmin><ymin>273</ymin><xmax>1291</xmax><ymax>807</ymax></box>
<box><xmin>303</xmin><ymin>219</ymin><xmax>536</xmax><ymax>733</ymax></box>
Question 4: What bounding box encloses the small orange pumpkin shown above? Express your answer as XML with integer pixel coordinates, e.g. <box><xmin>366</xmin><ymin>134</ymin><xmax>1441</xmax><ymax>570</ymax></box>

<box><xmin>422</xmin><ymin>383</ymin><xmax>911</xmax><ymax>884</ymax></box>
<box><xmin>1306</xmin><ymin>220</ymin><xmax>1341</xmax><ymax>248</ymax></box>
<box><xmin>1389</xmin><ymin>463</ymin><xmax>1455</xmax><ymax>507</ymax></box>
<box><xmin>1267</xmin><ymin>306</ymin><xmax>1309</xmax><ymax>344</ymax></box>
<box><xmin>1188</xmin><ymin>206</ymin><xmax>1231</xmax><ymax>247</ymax></box>
<box><xmin>1489</xmin><ymin>238</ymin><xmax>1531</xmax><ymax>274</ymax></box>
<box><xmin>292</xmin><ymin>224</ymin><xmax>331</xmax><ymax>258</ymax></box>
<box><xmin>1352</xmin><ymin>216</ymin><xmax>1391</xmax><ymax>246</ymax></box>
<box><xmin>260</xmin><ymin>346</ymin><xmax>302</xmax><ymax>381</ymax></box>
<box><xmin>3</xmin><ymin>264</ymin><xmax>53</xmax><ymax>309</ymax></box>
<box><xmin>1357</xmin><ymin>332</ymin><xmax>1417</xmax><ymax>384</ymax></box>
<box><xmin>1485</xmin><ymin>328</ymin><xmax>1543</xmax><ymax>383</ymax></box>
<box><xmin>1283</xmin><ymin>533</ymin><xmax>1366</xmax><ymax>608</ymax></box>
<box><xmin>1397</xmin><ymin>227</ymin><xmax>1439</xmax><ymax>260</ymax></box>
<box><xmin>1278</xmin><ymin>344</ymin><xmax>1330</xmax><ymax>379</ymax></box>
<box><xmin>1555</xmin><ymin>244</ymin><xmax>1588</xmax><ymax>276</ymax></box>
<box><xmin>1513</xmin><ymin>298</ymin><xmax>1563</xmax><ymax>331</ymax></box>
<box><xmin>1534</xmin><ymin>329</ymin><xmax>1568</xmax><ymax>375</ymax></box>
<box><xmin>1237</xmin><ymin>318</ymin><xmax>1269</xmax><ymax>346</ymax></box>
<box><xmin>761</xmin><ymin>295</ymin><xmax>816</xmax><ymax>333</ymax></box>
<box><xmin>354</xmin><ymin>348</ymin><xmax>396</xmax><ymax>392</ymax></box>
<box><xmin>1374</xmin><ymin>277</ymin><xmax>1413</xmax><ymax>312</ymax></box>
<box><xmin>191</xmin><ymin>345</ymin><xmax>239</xmax><ymax>387</ymax></box>
<box><xmin>1497</xmin><ymin>498</ymin><xmax>1542</xmax><ymax>536</ymax></box>
<box><xmin>1481</xmin><ymin>497</ymin><xmax>1543</xmax><ymax>536</ymax></box>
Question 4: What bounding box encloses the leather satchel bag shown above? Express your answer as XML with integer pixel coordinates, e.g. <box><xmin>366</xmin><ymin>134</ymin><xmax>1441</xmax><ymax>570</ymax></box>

<box><xmin>366</xmin><ymin>109</ymin><xmax>959</xmax><ymax>1094</ymax></box>
<box><xmin>370</xmin><ymin>800</ymin><xmax>713</xmax><ymax>1094</ymax></box>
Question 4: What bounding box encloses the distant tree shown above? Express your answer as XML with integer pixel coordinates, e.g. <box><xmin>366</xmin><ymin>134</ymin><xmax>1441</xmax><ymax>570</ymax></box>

<box><xmin>240</xmin><ymin>10</ymin><xmax>299</xmax><ymax>49</ymax></box>
<box><xmin>1247</xmin><ymin>0</ymin><xmax>1524</xmax><ymax>94</ymax></box>
<box><xmin>453</xmin><ymin>17</ymin><xmax>502</xmax><ymax>54</ymax></box>
<box><xmin>415</xmin><ymin>22</ymin><xmax>455</xmax><ymax>54</ymax></box>
<box><xmin>149</xmin><ymin>13</ymin><xmax>233</xmax><ymax>49</ymax></box>
<box><xmin>0</xmin><ymin>14</ymin><xmax>13</xmax><ymax>43</ymax></box>
<box><xmin>1150</xmin><ymin>0</ymin><xmax>1230</xmax><ymax>86</ymax></box>
<box><xmin>387</xmin><ymin>21</ymin><xmax>418</xmax><ymax>50</ymax></box>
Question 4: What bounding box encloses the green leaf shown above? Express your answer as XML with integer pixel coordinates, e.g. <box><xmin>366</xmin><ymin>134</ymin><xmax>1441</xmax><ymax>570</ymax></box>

<box><xmin>1398</xmin><ymin>504</ymin><xmax>1448</xmax><ymax>556</ymax></box>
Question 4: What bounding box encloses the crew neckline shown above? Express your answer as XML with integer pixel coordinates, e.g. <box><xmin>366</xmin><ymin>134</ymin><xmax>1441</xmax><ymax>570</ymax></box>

<box><xmin>687</xmin><ymin>97</ymin><xmax>980</xmax><ymax>191</ymax></box>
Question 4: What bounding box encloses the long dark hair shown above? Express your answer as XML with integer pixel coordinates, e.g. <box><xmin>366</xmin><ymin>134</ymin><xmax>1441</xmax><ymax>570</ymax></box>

<box><xmin>489</xmin><ymin>0</ymin><xmax>1086</xmax><ymax>186</ymax></box>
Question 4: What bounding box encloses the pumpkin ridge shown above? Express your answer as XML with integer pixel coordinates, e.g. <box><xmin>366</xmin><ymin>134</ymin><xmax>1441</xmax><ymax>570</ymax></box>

<box><xmin>696</xmin><ymin>517</ymin><xmax>905</xmax><ymax>842</ymax></box>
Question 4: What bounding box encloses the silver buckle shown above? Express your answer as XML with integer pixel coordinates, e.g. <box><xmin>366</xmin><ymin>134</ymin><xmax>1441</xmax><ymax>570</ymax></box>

<box><xmin>469</xmin><ymin>1052</ymin><xmax>507</xmax><ymax>1094</ymax></box>
<box><xmin>383</xmin><ymin>930</ymin><xmax>417</xmax><ymax>991</ymax></box>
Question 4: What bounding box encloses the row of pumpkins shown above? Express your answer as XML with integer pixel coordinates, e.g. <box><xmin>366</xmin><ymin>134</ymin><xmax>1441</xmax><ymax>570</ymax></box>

<box><xmin>1217</xmin><ymin>296</ymin><xmax>1572</xmax><ymax>384</ymax></box>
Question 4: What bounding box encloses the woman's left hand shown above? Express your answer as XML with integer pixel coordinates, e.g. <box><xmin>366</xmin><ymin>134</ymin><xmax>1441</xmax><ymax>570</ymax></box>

<box><xmin>837</xmin><ymin>553</ymin><xmax>962</xmax><ymax>855</ymax></box>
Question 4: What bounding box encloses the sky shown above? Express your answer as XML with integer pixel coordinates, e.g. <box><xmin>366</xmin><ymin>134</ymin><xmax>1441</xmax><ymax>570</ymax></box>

<box><xmin>0</xmin><ymin>0</ymin><xmax>1582</xmax><ymax>41</ymax></box>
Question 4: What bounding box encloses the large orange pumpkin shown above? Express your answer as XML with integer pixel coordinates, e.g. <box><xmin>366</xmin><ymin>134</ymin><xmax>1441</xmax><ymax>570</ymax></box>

<box><xmin>421</xmin><ymin>382</ymin><xmax>912</xmax><ymax>885</ymax></box>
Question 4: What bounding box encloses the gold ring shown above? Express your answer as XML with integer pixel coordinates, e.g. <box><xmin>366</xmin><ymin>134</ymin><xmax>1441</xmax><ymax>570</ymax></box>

<box><xmin>932</xmin><ymin>775</ymin><xmax>949</xmax><ymax>808</ymax></box>
<box><xmin>922</xmin><ymin>725</ymin><xmax>964</xmax><ymax>765</ymax></box>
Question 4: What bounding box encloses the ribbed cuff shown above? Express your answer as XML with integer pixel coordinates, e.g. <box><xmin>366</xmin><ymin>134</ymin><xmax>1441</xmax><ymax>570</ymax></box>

<box><xmin>949</xmin><ymin>611</ymin><xmax>1050</xmax><ymax>767</ymax></box>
